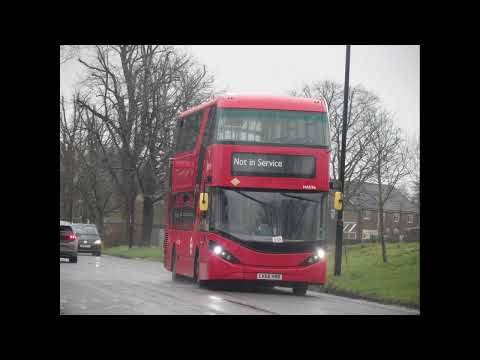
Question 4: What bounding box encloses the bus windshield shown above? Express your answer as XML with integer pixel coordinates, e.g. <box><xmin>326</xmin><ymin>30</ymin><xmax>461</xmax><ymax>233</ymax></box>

<box><xmin>210</xmin><ymin>189</ymin><xmax>328</xmax><ymax>243</ymax></box>
<box><xmin>215</xmin><ymin>108</ymin><xmax>330</xmax><ymax>147</ymax></box>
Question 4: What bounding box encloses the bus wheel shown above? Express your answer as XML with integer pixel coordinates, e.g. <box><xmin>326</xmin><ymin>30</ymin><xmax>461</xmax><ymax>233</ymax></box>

<box><xmin>293</xmin><ymin>285</ymin><xmax>308</xmax><ymax>296</ymax></box>
<box><xmin>193</xmin><ymin>250</ymin><xmax>200</xmax><ymax>284</ymax></box>
<box><xmin>171</xmin><ymin>247</ymin><xmax>179</xmax><ymax>282</ymax></box>
<box><xmin>193</xmin><ymin>251</ymin><xmax>206</xmax><ymax>288</ymax></box>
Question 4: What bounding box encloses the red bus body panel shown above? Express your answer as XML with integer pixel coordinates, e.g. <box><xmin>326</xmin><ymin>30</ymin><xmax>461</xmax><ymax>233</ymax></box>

<box><xmin>165</xmin><ymin>95</ymin><xmax>329</xmax><ymax>286</ymax></box>
<box><xmin>197</xmin><ymin>233</ymin><xmax>327</xmax><ymax>284</ymax></box>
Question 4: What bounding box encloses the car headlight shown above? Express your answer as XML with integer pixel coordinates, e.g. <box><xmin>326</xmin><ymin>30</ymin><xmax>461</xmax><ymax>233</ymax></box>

<box><xmin>209</xmin><ymin>240</ymin><xmax>241</xmax><ymax>264</ymax></box>
<box><xmin>94</xmin><ymin>240</ymin><xmax>101</xmax><ymax>245</ymax></box>
<box><xmin>299</xmin><ymin>248</ymin><xmax>326</xmax><ymax>266</ymax></box>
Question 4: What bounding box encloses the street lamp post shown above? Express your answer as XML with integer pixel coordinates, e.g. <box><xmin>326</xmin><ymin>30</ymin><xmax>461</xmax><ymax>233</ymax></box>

<box><xmin>334</xmin><ymin>45</ymin><xmax>351</xmax><ymax>276</ymax></box>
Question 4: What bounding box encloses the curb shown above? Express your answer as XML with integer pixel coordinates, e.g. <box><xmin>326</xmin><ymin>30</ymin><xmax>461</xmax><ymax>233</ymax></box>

<box><xmin>102</xmin><ymin>254</ymin><xmax>162</xmax><ymax>262</ymax></box>
<box><xmin>309</xmin><ymin>285</ymin><xmax>420</xmax><ymax>310</ymax></box>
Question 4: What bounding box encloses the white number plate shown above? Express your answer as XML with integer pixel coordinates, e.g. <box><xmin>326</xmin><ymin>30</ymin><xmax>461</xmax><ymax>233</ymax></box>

<box><xmin>272</xmin><ymin>236</ymin><xmax>283</xmax><ymax>243</ymax></box>
<box><xmin>257</xmin><ymin>273</ymin><xmax>282</xmax><ymax>280</ymax></box>
<box><xmin>80</xmin><ymin>245</ymin><xmax>91</xmax><ymax>248</ymax></box>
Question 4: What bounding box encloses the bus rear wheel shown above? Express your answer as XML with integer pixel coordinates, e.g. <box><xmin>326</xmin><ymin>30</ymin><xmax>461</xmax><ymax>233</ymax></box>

<box><xmin>193</xmin><ymin>251</ymin><xmax>207</xmax><ymax>288</ymax></box>
<box><xmin>293</xmin><ymin>285</ymin><xmax>308</xmax><ymax>296</ymax></box>
<box><xmin>171</xmin><ymin>247</ymin><xmax>179</xmax><ymax>282</ymax></box>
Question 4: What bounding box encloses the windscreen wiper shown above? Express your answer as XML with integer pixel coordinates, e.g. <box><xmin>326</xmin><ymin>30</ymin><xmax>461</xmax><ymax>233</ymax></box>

<box><xmin>231</xmin><ymin>189</ymin><xmax>272</xmax><ymax>207</ymax></box>
<box><xmin>279</xmin><ymin>193</ymin><xmax>322</xmax><ymax>203</ymax></box>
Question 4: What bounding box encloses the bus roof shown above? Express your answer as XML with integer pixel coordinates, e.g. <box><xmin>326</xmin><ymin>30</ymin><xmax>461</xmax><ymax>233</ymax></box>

<box><xmin>179</xmin><ymin>94</ymin><xmax>327</xmax><ymax>118</ymax></box>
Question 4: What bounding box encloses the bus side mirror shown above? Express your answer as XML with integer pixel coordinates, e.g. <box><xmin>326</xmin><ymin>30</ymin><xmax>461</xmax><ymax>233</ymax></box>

<box><xmin>199</xmin><ymin>193</ymin><xmax>208</xmax><ymax>212</ymax></box>
<box><xmin>334</xmin><ymin>191</ymin><xmax>343</xmax><ymax>211</ymax></box>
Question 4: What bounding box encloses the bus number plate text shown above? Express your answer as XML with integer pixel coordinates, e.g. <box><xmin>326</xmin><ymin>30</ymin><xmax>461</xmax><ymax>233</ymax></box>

<box><xmin>257</xmin><ymin>273</ymin><xmax>282</xmax><ymax>280</ymax></box>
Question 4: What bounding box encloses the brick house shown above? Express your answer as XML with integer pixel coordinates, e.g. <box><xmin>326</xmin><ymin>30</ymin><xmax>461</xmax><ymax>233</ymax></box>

<box><xmin>328</xmin><ymin>182</ymin><xmax>419</xmax><ymax>244</ymax></box>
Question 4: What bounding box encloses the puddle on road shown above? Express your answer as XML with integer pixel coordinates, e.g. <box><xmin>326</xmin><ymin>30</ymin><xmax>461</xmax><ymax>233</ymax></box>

<box><xmin>208</xmin><ymin>303</ymin><xmax>224</xmax><ymax>313</ymax></box>
<box><xmin>206</xmin><ymin>293</ymin><xmax>277</xmax><ymax>315</ymax></box>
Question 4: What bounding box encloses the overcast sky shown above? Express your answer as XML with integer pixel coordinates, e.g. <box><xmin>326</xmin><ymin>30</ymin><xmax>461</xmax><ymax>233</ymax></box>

<box><xmin>60</xmin><ymin>45</ymin><xmax>419</xmax><ymax>138</ymax></box>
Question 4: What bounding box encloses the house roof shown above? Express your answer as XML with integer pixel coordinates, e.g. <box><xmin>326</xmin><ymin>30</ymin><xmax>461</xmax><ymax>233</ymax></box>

<box><xmin>346</xmin><ymin>182</ymin><xmax>417</xmax><ymax>213</ymax></box>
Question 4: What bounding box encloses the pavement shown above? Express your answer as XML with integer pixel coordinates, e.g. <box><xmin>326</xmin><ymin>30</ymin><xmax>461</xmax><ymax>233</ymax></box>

<box><xmin>60</xmin><ymin>254</ymin><xmax>419</xmax><ymax>315</ymax></box>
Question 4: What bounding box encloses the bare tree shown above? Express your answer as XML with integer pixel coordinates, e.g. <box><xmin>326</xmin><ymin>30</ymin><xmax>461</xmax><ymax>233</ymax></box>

<box><xmin>136</xmin><ymin>45</ymin><xmax>215</xmax><ymax>246</ymax></box>
<box><xmin>75</xmin><ymin>45</ymin><xmax>216</xmax><ymax>248</ymax></box>
<box><xmin>290</xmin><ymin>80</ymin><xmax>380</xmax><ymax>205</ymax></box>
<box><xmin>365</xmin><ymin>110</ymin><xmax>410</xmax><ymax>263</ymax></box>
<box><xmin>60</xmin><ymin>93</ymin><xmax>119</xmax><ymax>232</ymax></box>
<box><xmin>76</xmin><ymin>105</ymin><xmax>121</xmax><ymax>235</ymax></box>
<box><xmin>406</xmin><ymin>133</ymin><xmax>420</xmax><ymax>210</ymax></box>
<box><xmin>76</xmin><ymin>45</ymin><xmax>147</xmax><ymax>248</ymax></box>
<box><xmin>60</xmin><ymin>95</ymin><xmax>83</xmax><ymax>221</ymax></box>
<box><xmin>60</xmin><ymin>45</ymin><xmax>82</xmax><ymax>65</ymax></box>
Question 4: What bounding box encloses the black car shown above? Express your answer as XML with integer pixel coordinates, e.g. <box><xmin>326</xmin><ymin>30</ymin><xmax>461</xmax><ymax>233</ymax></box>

<box><xmin>71</xmin><ymin>224</ymin><xmax>102</xmax><ymax>256</ymax></box>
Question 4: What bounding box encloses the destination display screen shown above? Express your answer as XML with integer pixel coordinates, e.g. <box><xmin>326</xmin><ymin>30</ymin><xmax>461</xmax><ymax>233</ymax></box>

<box><xmin>231</xmin><ymin>153</ymin><xmax>315</xmax><ymax>178</ymax></box>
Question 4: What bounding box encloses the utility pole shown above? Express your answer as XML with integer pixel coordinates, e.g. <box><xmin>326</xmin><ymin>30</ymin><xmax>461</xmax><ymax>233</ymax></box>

<box><xmin>334</xmin><ymin>45</ymin><xmax>351</xmax><ymax>276</ymax></box>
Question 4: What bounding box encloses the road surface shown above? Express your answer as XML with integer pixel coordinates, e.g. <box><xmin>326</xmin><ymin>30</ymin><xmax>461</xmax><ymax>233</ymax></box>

<box><xmin>60</xmin><ymin>254</ymin><xmax>419</xmax><ymax>315</ymax></box>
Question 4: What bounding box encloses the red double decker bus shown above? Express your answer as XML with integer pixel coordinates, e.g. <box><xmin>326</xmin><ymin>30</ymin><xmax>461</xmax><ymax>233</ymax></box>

<box><xmin>164</xmin><ymin>95</ymin><xmax>330</xmax><ymax>295</ymax></box>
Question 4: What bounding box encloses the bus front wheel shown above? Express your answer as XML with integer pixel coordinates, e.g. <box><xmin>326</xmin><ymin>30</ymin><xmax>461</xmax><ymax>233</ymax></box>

<box><xmin>293</xmin><ymin>285</ymin><xmax>308</xmax><ymax>296</ymax></box>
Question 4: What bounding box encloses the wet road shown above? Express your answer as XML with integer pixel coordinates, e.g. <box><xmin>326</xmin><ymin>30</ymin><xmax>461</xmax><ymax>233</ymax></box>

<box><xmin>60</xmin><ymin>254</ymin><xmax>419</xmax><ymax>315</ymax></box>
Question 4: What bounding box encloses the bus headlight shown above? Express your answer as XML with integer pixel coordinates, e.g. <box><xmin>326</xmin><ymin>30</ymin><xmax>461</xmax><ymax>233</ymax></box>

<box><xmin>316</xmin><ymin>248</ymin><xmax>325</xmax><ymax>259</ymax></box>
<box><xmin>209</xmin><ymin>240</ymin><xmax>241</xmax><ymax>264</ymax></box>
<box><xmin>299</xmin><ymin>248</ymin><xmax>326</xmax><ymax>266</ymax></box>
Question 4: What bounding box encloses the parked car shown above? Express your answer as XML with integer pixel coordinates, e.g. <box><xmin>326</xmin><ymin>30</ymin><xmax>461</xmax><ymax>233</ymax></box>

<box><xmin>71</xmin><ymin>223</ymin><xmax>102</xmax><ymax>256</ymax></box>
<box><xmin>60</xmin><ymin>220</ymin><xmax>78</xmax><ymax>263</ymax></box>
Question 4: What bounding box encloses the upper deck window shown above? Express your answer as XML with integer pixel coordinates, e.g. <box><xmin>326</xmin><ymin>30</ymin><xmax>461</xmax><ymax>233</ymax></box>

<box><xmin>215</xmin><ymin>108</ymin><xmax>330</xmax><ymax>147</ymax></box>
<box><xmin>174</xmin><ymin>112</ymin><xmax>202</xmax><ymax>153</ymax></box>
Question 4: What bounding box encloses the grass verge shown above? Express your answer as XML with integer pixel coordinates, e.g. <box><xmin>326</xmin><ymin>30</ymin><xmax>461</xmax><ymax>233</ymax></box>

<box><xmin>103</xmin><ymin>245</ymin><xmax>164</xmax><ymax>262</ymax></box>
<box><xmin>311</xmin><ymin>242</ymin><xmax>419</xmax><ymax>309</ymax></box>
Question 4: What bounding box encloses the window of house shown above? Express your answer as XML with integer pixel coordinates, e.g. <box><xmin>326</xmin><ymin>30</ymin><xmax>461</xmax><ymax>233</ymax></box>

<box><xmin>363</xmin><ymin>210</ymin><xmax>370</xmax><ymax>220</ymax></box>
<box><xmin>344</xmin><ymin>232</ymin><xmax>356</xmax><ymax>240</ymax></box>
<box><xmin>407</xmin><ymin>214</ymin><xmax>414</xmax><ymax>224</ymax></box>
<box><xmin>393</xmin><ymin>213</ymin><xmax>400</xmax><ymax>222</ymax></box>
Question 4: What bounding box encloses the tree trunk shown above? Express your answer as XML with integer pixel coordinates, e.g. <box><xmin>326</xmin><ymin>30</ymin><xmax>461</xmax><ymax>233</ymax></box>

<box><xmin>127</xmin><ymin>195</ymin><xmax>135</xmax><ymax>248</ymax></box>
<box><xmin>141</xmin><ymin>162</ymin><xmax>155</xmax><ymax>247</ymax></box>
<box><xmin>377</xmin><ymin>163</ymin><xmax>388</xmax><ymax>263</ymax></box>
<box><xmin>81</xmin><ymin>205</ymin><xmax>88</xmax><ymax>223</ymax></box>
<box><xmin>379</xmin><ymin>205</ymin><xmax>388</xmax><ymax>263</ymax></box>
<box><xmin>96</xmin><ymin>212</ymin><xmax>104</xmax><ymax>239</ymax></box>
<box><xmin>141</xmin><ymin>196</ymin><xmax>154</xmax><ymax>247</ymax></box>
<box><xmin>69</xmin><ymin>197</ymin><xmax>74</xmax><ymax>222</ymax></box>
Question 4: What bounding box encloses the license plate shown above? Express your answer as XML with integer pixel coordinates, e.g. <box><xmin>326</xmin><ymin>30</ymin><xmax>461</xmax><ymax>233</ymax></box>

<box><xmin>80</xmin><ymin>245</ymin><xmax>91</xmax><ymax>248</ymax></box>
<box><xmin>257</xmin><ymin>273</ymin><xmax>282</xmax><ymax>280</ymax></box>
